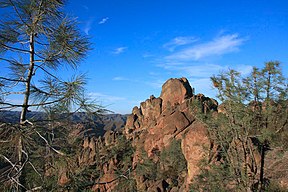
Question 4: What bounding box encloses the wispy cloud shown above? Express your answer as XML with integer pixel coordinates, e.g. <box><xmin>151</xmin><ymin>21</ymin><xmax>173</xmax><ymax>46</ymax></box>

<box><xmin>98</xmin><ymin>17</ymin><xmax>109</xmax><ymax>24</ymax></box>
<box><xmin>112</xmin><ymin>47</ymin><xmax>127</xmax><ymax>55</ymax></box>
<box><xmin>159</xmin><ymin>62</ymin><xmax>252</xmax><ymax>78</ymax></box>
<box><xmin>160</xmin><ymin>63</ymin><xmax>226</xmax><ymax>78</ymax></box>
<box><xmin>84</xmin><ymin>18</ymin><xmax>94</xmax><ymax>35</ymax></box>
<box><xmin>166</xmin><ymin>34</ymin><xmax>245</xmax><ymax>61</ymax></box>
<box><xmin>153</xmin><ymin>33</ymin><xmax>251</xmax><ymax>97</ymax></box>
<box><xmin>159</xmin><ymin>62</ymin><xmax>252</xmax><ymax>96</ymax></box>
<box><xmin>81</xmin><ymin>5</ymin><xmax>89</xmax><ymax>11</ymax></box>
<box><xmin>112</xmin><ymin>76</ymin><xmax>129</xmax><ymax>81</ymax></box>
<box><xmin>234</xmin><ymin>64</ymin><xmax>253</xmax><ymax>76</ymax></box>
<box><xmin>163</xmin><ymin>36</ymin><xmax>198</xmax><ymax>51</ymax></box>
<box><xmin>89</xmin><ymin>92</ymin><xmax>126</xmax><ymax>103</ymax></box>
<box><xmin>142</xmin><ymin>53</ymin><xmax>155</xmax><ymax>58</ymax></box>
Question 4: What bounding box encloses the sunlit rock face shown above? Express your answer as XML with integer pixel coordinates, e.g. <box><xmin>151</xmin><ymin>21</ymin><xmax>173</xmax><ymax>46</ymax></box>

<box><xmin>77</xmin><ymin>77</ymin><xmax>219</xmax><ymax>191</ymax></box>
<box><xmin>76</xmin><ymin>77</ymin><xmax>286</xmax><ymax>191</ymax></box>
<box><xmin>160</xmin><ymin>77</ymin><xmax>193</xmax><ymax>111</ymax></box>
<box><xmin>124</xmin><ymin>77</ymin><xmax>218</xmax><ymax>191</ymax></box>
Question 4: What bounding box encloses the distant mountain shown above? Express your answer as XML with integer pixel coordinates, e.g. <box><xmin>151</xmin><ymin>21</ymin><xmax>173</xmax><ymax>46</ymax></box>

<box><xmin>0</xmin><ymin>111</ymin><xmax>127</xmax><ymax>137</ymax></box>
<box><xmin>0</xmin><ymin>111</ymin><xmax>46</xmax><ymax>123</ymax></box>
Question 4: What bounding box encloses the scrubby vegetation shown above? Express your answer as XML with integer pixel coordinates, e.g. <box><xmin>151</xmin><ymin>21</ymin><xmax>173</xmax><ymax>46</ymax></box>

<box><xmin>190</xmin><ymin>62</ymin><xmax>288</xmax><ymax>192</ymax></box>
<box><xmin>134</xmin><ymin>138</ymin><xmax>187</xmax><ymax>191</ymax></box>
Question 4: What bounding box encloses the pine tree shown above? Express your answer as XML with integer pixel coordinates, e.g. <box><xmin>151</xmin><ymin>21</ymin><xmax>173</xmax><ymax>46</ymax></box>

<box><xmin>199</xmin><ymin>61</ymin><xmax>287</xmax><ymax>191</ymax></box>
<box><xmin>0</xmin><ymin>0</ymin><xmax>102</xmax><ymax>191</ymax></box>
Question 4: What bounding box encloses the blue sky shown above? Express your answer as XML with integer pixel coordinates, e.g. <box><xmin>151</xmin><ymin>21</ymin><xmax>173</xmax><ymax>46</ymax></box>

<box><xmin>2</xmin><ymin>0</ymin><xmax>287</xmax><ymax>114</ymax></box>
<box><xmin>62</xmin><ymin>0</ymin><xmax>288</xmax><ymax>114</ymax></box>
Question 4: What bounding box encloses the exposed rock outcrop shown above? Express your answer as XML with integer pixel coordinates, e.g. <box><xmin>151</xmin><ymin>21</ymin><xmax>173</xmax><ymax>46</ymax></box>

<box><xmin>124</xmin><ymin>77</ymin><xmax>218</xmax><ymax>191</ymax></box>
<box><xmin>78</xmin><ymin>77</ymin><xmax>218</xmax><ymax>191</ymax></box>
<box><xmin>160</xmin><ymin>77</ymin><xmax>193</xmax><ymax>111</ymax></box>
<box><xmin>77</xmin><ymin>77</ymin><xmax>287</xmax><ymax>191</ymax></box>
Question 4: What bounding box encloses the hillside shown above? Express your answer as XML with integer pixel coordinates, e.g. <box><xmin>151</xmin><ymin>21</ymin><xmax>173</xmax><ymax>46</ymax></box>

<box><xmin>0</xmin><ymin>111</ymin><xmax>127</xmax><ymax>137</ymax></box>
<box><xmin>77</xmin><ymin>77</ymin><xmax>288</xmax><ymax>191</ymax></box>
<box><xmin>1</xmin><ymin>77</ymin><xmax>287</xmax><ymax>192</ymax></box>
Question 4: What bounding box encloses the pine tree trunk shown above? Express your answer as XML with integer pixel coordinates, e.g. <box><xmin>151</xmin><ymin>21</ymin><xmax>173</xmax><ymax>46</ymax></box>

<box><xmin>258</xmin><ymin>142</ymin><xmax>266</xmax><ymax>191</ymax></box>
<box><xmin>17</xmin><ymin>34</ymin><xmax>34</xmax><ymax>191</ymax></box>
<box><xmin>16</xmin><ymin>134</ymin><xmax>22</xmax><ymax>192</ymax></box>
<box><xmin>20</xmin><ymin>34</ymin><xmax>34</xmax><ymax>124</ymax></box>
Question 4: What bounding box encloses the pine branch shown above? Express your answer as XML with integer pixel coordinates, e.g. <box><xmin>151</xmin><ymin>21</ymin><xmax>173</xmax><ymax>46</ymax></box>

<box><xmin>0</xmin><ymin>43</ymin><xmax>30</xmax><ymax>53</ymax></box>
<box><xmin>0</xmin><ymin>57</ymin><xmax>17</xmax><ymax>63</ymax></box>
<box><xmin>0</xmin><ymin>154</ymin><xmax>17</xmax><ymax>170</ymax></box>
<box><xmin>35</xmin><ymin>130</ymin><xmax>66</xmax><ymax>156</ymax></box>
<box><xmin>8</xmin><ymin>0</ymin><xmax>30</xmax><ymax>31</ymax></box>
<box><xmin>1</xmin><ymin>91</ymin><xmax>25</xmax><ymax>96</ymax></box>
<box><xmin>0</xmin><ymin>102</ymin><xmax>23</xmax><ymax>107</ymax></box>
<box><xmin>0</xmin><ymin>105</ymin><xmax>19</xmax><ymax>110</ymax></box>
<box><xmin>0</xmin><ymin>76</ymin><xmax>26</xmax><ymax>82</ymax></box>
<box><xmin>34</xmin><ymin>64</ymin><xmax>62</xmax><ymax>82</ymax></box>
<box><xmin>26</xmin><ymin>186</ymin><xmax>43</xmax><ymax>192</ymax></box>
<box><xmin>27</xmin><ymin>162</ymin><xmax>42</xmax><ymax>178</ymax></box>
<box><xmin>1</xmin><ymin>95</ymin><xmax>67</xmax><ymax>107</ymax></box>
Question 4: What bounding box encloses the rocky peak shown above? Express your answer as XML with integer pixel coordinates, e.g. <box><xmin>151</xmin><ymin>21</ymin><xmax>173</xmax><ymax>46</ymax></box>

<box><xmin>77</xmin><ymin>77</ymin><xmax>219</xmax><ymax>192</ymax></box>
<box><xmin>160</xmin><ymin>77</ymin><xmax>193</xmax><ymax>111</ymax></box>
<box><xmin>123</xmin><ymin>77</ymin><xmax>218</xmax><ymax>191</ymax></box>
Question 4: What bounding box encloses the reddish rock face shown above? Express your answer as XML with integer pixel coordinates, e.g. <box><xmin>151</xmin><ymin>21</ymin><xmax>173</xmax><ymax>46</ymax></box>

<box><xmin>78</xmin><ymin>77</ymin><xmax>218</xmax><ymax>192</ymax></box>
<box><xmin>58</xmin><ymin>167</ymin><xmax>70</xmax><ymax>186</ymax></box>
<box><xmin>124</xmin><ymin>77</ymin><xmax>217</xmax><ymax>190</ymax></box>
<box><xmin>160</xmin><ymin>77</ymin><xmax>193</xmax><ymax>111</ymax></box>
<box><xmin>77</xmin><ymin>77</ymin><xmax>286</xmax><ymax>191</ymax></box>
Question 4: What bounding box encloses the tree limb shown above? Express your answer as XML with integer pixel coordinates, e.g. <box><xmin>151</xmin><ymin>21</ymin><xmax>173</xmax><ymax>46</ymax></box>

<box><xmin>0</xmin><ymin>43</ymin><xmax>30</xmax><ymax>54</ymax></box>
<box><xmin>34</xmin><ymin>64</ymin><xmax>62</xmax><ymax>82</ymax></box>
<box><xmin>35</xmin><ymin>130</ymin><xmax>66</xmax><ymax>156</ymax></box>
<box><xmin>0</xmin><ymin>76</ymin><xmax>26</xmax><ymax>83</ymax></box>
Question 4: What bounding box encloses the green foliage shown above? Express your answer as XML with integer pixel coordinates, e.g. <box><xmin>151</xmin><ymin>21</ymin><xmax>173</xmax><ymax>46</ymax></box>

<box><xmin>135</xmin><ymin>149</ymin><xmax>158</xmax><ymax>180</ymax></box>
<box><xmin>264</xmin><ymin>180</ymin><xmax>288</xmax><ymax>192</ymax></box>
<box><xmin>159</xmin><ymin>139</ymin><xmax>187</xmax><ymax>186</ymax></box>
<box><xmin>81</xmin><ymin>134</ymin><xmax>135</xmax><ymax>192</ymax></box>
<box><xmin>135</xmin><ymin>139</ymin><xmax>187</xmax><ymax>190</ymax></box>
<box><xmin>190</xmin><ymin>164</ymin><xmax>233</xmax><ymax>192</ymax></box>
<box><xmin>111</xmin><ymin>135</ymin><xmax>134</xmax><ymax>166</ymax></box>
<box><xmin>113</xmin><ymin>177</ymin><xmax>137</xmax><ymax>192</ymax></box>
<box><xmin>195</xmin><ymin>61</ymin><xmax>288</xmax><ymax>191</ymax></box>
<box><xmin>0</xmin><ymin>0</ymin><xmax>95</xmax><ymax>116</ymax></box>
<box><xmin>0</xmin><ymin>0</ymin><xmax>104</xmax><ymax>191</ymax></box>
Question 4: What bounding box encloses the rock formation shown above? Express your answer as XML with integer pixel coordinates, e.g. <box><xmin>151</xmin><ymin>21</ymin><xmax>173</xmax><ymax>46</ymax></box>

<box><xmin>75</xmin><ymin>77</ymin><xmax>287</xmax><ymax>191</ymax></box>
<box><xmin>77</xmin><ymin>77</ymin><xmax>218</xmax><ymax>191</ymax></box>
<box><xmin>123</xmin><ymin>77</ymin><xmax>218</xmax><ymax>191</ymax></box>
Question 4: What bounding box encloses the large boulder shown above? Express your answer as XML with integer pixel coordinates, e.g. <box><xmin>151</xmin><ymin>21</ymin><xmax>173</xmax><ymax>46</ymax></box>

<box><xmin>160</xmin><ymin>77</ymin><xmax>193</xmax><ymax>111</ymax></box>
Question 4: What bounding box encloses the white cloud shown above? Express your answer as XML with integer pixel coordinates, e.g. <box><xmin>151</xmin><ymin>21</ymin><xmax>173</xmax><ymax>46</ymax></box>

<box><xmin>166</xmin><ymin>34</ymin><xmax>245</xmax><ymax>61</ymax></box>
<box><xmin>150</xmin><ymin>33</ymin><xmax>251</xmax><ymax>98</ymax></box>
<box><xmin>84</xmin><ymin>18</ymin><xmax>94</xmax><ymax>35</ymax></box>
<box><xmin>112</xmin><ymin>76</ymin><xmax>129</xmax><ymax>81</ymax></box>
<box><xmin>89</xmin><ymin>92</ymin><xmax>126</xmax><ymax>103</ymax></box>
<box><xmin>168</xmin><ymin>63</ymin><xmax>226</xmax><ymax>77</ymax></box>
<box><xmin>142</xmin><ymin>53</ymin><xmax>154</xmax><ymax>58</ymax></box>
<box><xmin>160</xmin><ymin>62</ymin><xmax>252</xmax><ymax>78</ymax></box>
<box><xmin>98</xmin><ymin>17</ymin><xmax>109</xmax><ymax>24</ymax></box>
<box><xmin>188</xmin><ymin>78</ymin><xmax>220</xmax><ymax>98</ymax></box>
<box><xmin>163</xmin><ymin>36</ymin><xmax>198</xmax><ymax>51</ymax></box>
<box><xmin>112</xmin><ymin>47</ymin><xmax>127</xmax><ymax>55</ymax></box>
<box><xmin>81</xmin><ymin>5</ymin><xmax>89</xmax><ymax>11</ymax></box>
<box><xmin>235</xmin><ymin>64</ymin><xmax>253</xmax><ymax>76</ymax></box>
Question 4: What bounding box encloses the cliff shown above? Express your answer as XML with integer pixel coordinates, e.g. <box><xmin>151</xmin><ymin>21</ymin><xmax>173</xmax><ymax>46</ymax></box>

<box><xmin>123</xmin><ymin>77</ymin><xmax>217</xmax><ymax>191</ymax></box>
<box><xmin>79</xmin><ymin>77</ymin><xmax>218</xmax><ymax>191</ymax></box>
<box><xmin>76</xmin><ymin>77</ymin><xmax>287</xmax><ymax>191</ymax></box>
